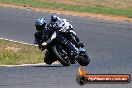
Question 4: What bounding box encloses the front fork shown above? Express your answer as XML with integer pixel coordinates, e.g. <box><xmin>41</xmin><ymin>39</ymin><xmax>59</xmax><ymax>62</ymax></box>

<box><xmin>55</xmin><ymin>35</ymin><xmax>78</xmax><ymax>60</ymax></box>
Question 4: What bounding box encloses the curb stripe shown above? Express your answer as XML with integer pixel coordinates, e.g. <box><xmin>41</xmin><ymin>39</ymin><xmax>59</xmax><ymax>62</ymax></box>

<box><xmin>0</xmin><ymin>62</ymin><xmax>60</xmax><ymax>67</ymax></box>
<box><xmin>0</xmin><ymin>38</ymin><xmax>38</xmax><ymax>46</ymax></box>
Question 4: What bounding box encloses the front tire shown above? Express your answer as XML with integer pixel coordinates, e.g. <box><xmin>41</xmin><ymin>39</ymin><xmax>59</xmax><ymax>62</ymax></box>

<box><xmin>76</xmin><ymin>54</ymin><xmax>90</xmax><ymax>66</ymax></box>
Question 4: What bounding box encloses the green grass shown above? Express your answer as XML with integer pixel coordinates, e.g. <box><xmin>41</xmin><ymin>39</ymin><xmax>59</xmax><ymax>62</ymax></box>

<box><xmin>0</xmin><ymin>39</ymin><xmax>44</xmax><ymax>65</ymax></box>
<box><xmin>0</xmin><ymin>0</ymin><xmax>132</xmax><ymax>17</ymax></box>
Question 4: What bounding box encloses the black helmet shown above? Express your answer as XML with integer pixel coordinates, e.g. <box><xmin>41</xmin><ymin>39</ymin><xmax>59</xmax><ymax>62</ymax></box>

<box><xmin>51</xmin><ymin>15</ymin><xmax>58</xmax><ymax>23</ymax></box>
<box><xmin>35</xmin><ymin>17</ymin><xmax>47</xmax><ymax>31</ymax></box>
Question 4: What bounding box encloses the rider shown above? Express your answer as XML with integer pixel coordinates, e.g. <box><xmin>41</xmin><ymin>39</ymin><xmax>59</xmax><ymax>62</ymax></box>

<box><xmin>34</xmin><ymin>17</ymin><xmax>47</xmax><ymax>47</ymax></box>
<box><xmin>34</xmin><ymin>17</ymin><xmax>57</xmax><ymax>64</ymax></box>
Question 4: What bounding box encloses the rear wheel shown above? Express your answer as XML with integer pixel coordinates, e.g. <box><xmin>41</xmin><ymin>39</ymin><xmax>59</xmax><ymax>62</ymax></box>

<box><xmin>52</xmin><ymin>46</ymin><xmax>70</xmax><ymax>66</ymax></box>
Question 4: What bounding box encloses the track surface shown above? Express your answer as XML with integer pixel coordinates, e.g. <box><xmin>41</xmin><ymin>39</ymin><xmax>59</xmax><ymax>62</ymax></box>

<box><xmin>0</xmin><ymin>7</ymin><xmax>132</xmax><ymax>88</ymax></box>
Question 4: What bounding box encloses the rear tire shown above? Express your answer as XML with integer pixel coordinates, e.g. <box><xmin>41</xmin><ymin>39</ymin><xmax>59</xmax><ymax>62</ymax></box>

<box><xmin>52</xmin><ymin>46</ymin><xmax>70</xmax><ymax>66</ymax></box>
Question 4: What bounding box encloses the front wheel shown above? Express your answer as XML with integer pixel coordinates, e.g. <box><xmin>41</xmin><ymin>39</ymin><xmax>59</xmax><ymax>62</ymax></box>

<box><xmin>76</xmin><ymin>53</ymin><xmax>90</xmax><ymax>66</ymax></box>
<box><xmin>52</xmin><ymin>46</ymin><xmax>70</xmax><ymax>66</ymax></box>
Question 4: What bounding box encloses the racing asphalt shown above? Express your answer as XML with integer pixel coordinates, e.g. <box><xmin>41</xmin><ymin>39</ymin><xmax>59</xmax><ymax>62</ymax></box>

<box><xmin>0</xmin><ymin>6</ymin><xmax>132</xmax><ymax>88</ymax></box>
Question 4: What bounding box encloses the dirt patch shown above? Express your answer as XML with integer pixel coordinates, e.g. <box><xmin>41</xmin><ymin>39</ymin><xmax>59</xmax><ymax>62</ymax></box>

<box><xmin>40</xmin><ymin>0</ymin><xmax>132</xmax><ymax>8</ymax></box>
<box><xmin>0</xmin><ymin>39</ymin><xmax>44</xmax><ymax>65</ymax></box>
<box><xmin>0</xmin><ymin>3</ymin><xmax>132</xmax><ymax>22</ymax></box>
<box><xmin>40</xmin><ymin>0</ymin><xmax>81</xmax><ymax>6</ymax></box>
<box><xmin>5</xmin><ymin>47</ymin><xmax>21</xmax><ymax>53</ymax></box>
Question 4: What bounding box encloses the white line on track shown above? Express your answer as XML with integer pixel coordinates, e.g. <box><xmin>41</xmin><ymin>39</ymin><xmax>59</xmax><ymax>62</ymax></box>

<box><xmin>0</xmin><ymin>38</ymin><xmax>38</xmax><ymax>46</ymax></box>
<box><xmin>0</xmin><ymin>62</ymin><xmax>60</xmax><ymax>67</ymax></box>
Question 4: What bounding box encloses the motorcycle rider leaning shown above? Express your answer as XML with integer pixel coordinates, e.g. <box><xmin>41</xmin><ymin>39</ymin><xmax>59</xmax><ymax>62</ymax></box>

<box><xmin>34</xmin><ymin>17</ymin><xmax>57</xmax><ymax>64</ymax></box>
<box><xmin>34</xmin><ymin>15</ymin><xmax>81</xmax><ymax>64</ymax></box>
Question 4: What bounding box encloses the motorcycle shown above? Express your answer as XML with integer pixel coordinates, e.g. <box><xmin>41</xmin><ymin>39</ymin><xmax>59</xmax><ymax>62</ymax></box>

<box><xmin>40</xmin><ymin>32</ymin><xmax>90</xmax><ymax>66</ymax></box>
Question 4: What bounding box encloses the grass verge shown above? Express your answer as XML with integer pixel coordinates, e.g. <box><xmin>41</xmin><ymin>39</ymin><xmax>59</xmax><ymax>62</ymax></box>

<box><xmin>0</xmin><ymin>39</ymin><xmax>44</xmax><ymax>65</ymax></box>
<box><xmin>0</xmin><ymin>0</ymin><xmax>132</xmax><ymax>18</ymax></box>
